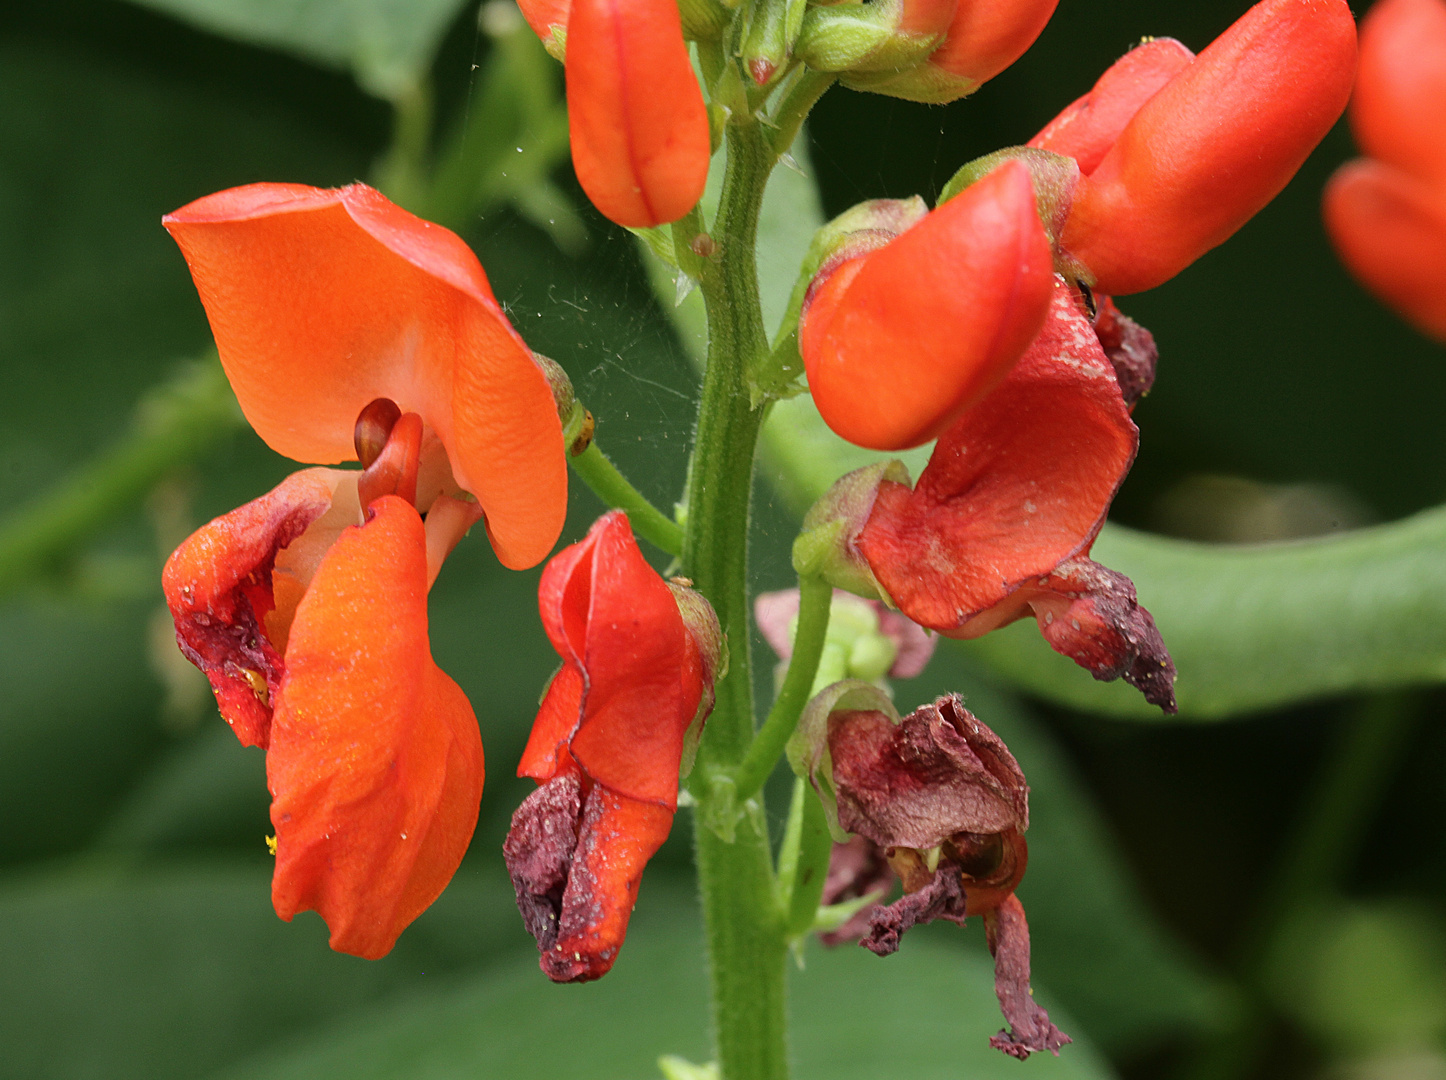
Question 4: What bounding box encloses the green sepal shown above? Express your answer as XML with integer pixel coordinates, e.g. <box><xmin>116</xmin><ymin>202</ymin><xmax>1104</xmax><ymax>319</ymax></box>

<box><xmin>785</xmin><ymin>679</ymin><xmax>897</xmax><ymax>842</ymax></box>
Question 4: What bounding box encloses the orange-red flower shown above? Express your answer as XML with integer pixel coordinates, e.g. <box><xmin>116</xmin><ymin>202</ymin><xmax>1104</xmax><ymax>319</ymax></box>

<box><xmin>833</xmin><ymin>0</ymin><xmax>1058</xmax><ymax>103</ymax></box>
<box><xmin>563</xmin><ymin>0</ymin><xmax>710</xmax><ymax>228</ymax></box>
<box><xmin>1032</xmin><ymin>0</ymin><xmax>1356</xmax><ymax>295</ymax></box>
<box><xmin>505</xmin><ymin>511</ymin><xmax>721</xmax><ymax>982</ymax></box>
<box><xmin>161</xmin><ymin>183</ymin><xmax>568</xmax><ymax>958</ymax></box>
<box><xmin>790</xmin><ymin>687</ymin><xmax>1066</xmax><ymax>1059</ymax></box>
<box><xmin>1324</xmin><ymin>0</ymin><xmax>1446</xmax><ymax>342</ymax></box>
<box><xmin>799</xmin><ymin>161</ymin><xmax>1055</xmax><ymax>452</ymax></box>
<box><xmin>801</xmin><ymin>277</ymin><xmax>1177</xmax><ymax>712</ymax></box>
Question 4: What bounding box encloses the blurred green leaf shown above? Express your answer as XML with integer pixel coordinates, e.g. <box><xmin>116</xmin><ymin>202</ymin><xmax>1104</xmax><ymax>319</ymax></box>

<box><xmin>214</xmin><ymin>879</ymin><xmax>1115</xmax><ymax>1080</ymax></box>
<box><xmin>959</xmin><ymin>514</ymin><xmax>1446</xmax><ymax>719</ymax></box>
<box><xmin>118</xmin><ymin>0</ymin><xmax>470</xmax><ymax>99</ymax></box>
<box><xmin>1264</xmin><ymin>898</ymin><xmax>1446</xmax><ymax>1058</ymax></box>
<box><xmin>0</xmin><ymin>861</ymin><xmax>527</xmax><ymax>1080</ymax></box>
<box><xmin>904</xmin><ymin>656</ymin><xmax>1224</xmax><ymax>1055</ymax></box>
<box><xmin>0</xmin><ymin>600</ymin><xmax>164</xmax><ymax>864</ymax></box>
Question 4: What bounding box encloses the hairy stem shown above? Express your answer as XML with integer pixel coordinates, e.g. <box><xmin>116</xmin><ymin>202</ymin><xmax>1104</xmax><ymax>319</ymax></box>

<box><xmin>569</xmin><ymin>442</ymin><xmax>683</xmax><ymax>555</ymax></box>
<box><xmin>734</xmin><ymin>575</ymin><xmax>832</xmax><ymax>800</ymax></box>
<box><xmin>684</xmin><ymin>119</ymin><xmax>788</xmax><ymax>1080</ymax></box>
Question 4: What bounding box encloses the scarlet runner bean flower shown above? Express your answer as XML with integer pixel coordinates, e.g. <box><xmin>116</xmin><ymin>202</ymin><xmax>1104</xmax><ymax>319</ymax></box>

<box><xmin>799</xmin><ymin>273</ymin><xmax>1177</xmax><ymax>711</ymax></box>
<box><xmin>161</xmin><ymin>182</ymin><xmax>568</xmax><ymax>958</ymax></box>
<box><xmin>559</xmin><ymin>0</ymin><xmax>711</xmax><ymax>228</ymax></box>
<box><xmin>1034</xmin><ymin>0</ymin><xmax>1357</xmax><ymax>295</ymax></box>
<box><xmin>1324</xmin><ymin>0</ymin><xmax>1446</xmax><ymax>342</ymax></box>
<box><xmin>505</xmin><ymin>511</ymin><xmax>723</xmax><ymax>982</ymax></box>
<box><xmin>788</xmin><ymin>684</ymin><xmax>1067</xmax><ymax>1060</ymax></box>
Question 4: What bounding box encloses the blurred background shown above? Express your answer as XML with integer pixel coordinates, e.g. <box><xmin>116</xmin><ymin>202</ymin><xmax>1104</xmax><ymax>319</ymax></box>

<box><xmin>1</xmin><ymin>1</ymin><xmax>1443</xmax><ymax>1078</ymax></box>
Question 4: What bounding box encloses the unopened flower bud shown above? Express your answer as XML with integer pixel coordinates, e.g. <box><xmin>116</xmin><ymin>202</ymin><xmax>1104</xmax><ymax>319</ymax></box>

<box><xmin>798</xmin><ymin>0</ymin><xmax>956</xmax><ymax>78</ymax></box>
<box><xmin>566</xmin><ymin>0</ymin><xmax>711</xmax><ymax>228</ymax></box>
<box><xmin>843</xmin><ymin>0</ymin><xmax>1057</xmax><ymax>104</ymax></box>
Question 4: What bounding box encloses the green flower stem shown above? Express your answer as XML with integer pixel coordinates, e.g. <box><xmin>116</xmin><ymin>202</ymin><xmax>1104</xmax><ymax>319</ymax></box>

<box><xmin>0</xmin><ymin>359</ymin><xmax>242</xmax><ymax>598</ymax></box>
<box><xmin>684</xmin><ymin>119</ymin><xmax>788</xmax><ymax>1080</ymax></box>
<box><xmin>733</xmin><ymin>574</ymin><xmax>832</xmax><ymax>801</ymax></box>
<box><xmin>767</xmin><ymin>69</ymin><xmax>834</xmax><ymax>161</ymax></box>
<box><xmin>568</xmin><ymin>442</ymin><xmax>683</xmax><ymax>555</ymax></box>
<box><xmin>780</xmin><ymin>777</ymin><xmax>835</xmax><ymax>938</ymax></box>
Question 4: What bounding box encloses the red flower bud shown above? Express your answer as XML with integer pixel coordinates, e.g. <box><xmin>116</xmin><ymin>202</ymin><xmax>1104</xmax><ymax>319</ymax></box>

<box><xmin>1060</xmin><ymin>0</ymin><xmax>1357</xmax><ymax>294</ymax></box>
<box><xmin>164</xmin><ymin>470</ymin><xmax>484</xmax><ymax>959</ymax></box>
<box><xmin>799</xmin><ymin>161</ymin><xmax>1054</xmax><ymax>451</ymax></box>
<box><xmin>925</xmin><ymin>0</ymin><xmax>1058</xmax><ymax>89</ymax></box>
<box><xmin>518</xmin><ymin>0</ymin><xmax>571</xmax><ymax>49</ymax></box>
<box><xmin>565</xmin><ymin>0</ymin><xmax>711</xmax><ymax>228</ymax></box>
<box><xmin>844</xmin><ymin>0</ymin><xmax>1057</xmax><ymax>103</ymax></box>
<box><xmin>1324</xmin><ymin>0</ymin><xmax>1446</xmax><ymax>341</ymax></box>
<box><xmin>1325</xmin><ymin>160</ymin><xmax>1446</xmax><ymax>342</ymax></box>
<box><xmin>1350</xmin><ymin>0</ymin><xmax>1446</xmax><ymax>189</ymax></box>
<box><xmin>1028</xmin><ymin>37</ymin><xmax>1195</xmax><ymax>176</ymax></box>
<box><xmin>506</xmin><ymin>511</ymin><xmax>721</xmax><ymax>981</ymax></box>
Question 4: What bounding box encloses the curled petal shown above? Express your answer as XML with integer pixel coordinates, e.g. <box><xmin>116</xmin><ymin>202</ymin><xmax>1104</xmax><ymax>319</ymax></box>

<box><xmin>162</xmin><ymin>468</ymin><xmax>353</xmax><ymax>748</ymax></box>
<box><xmin>1352</xmin><ymin>0</ymin><xmax>1446</xmax><ymax>189</ymax></box>
<box><xmin>856</xmin><ymin>278</ymin><xmax>1136</xmax><ymax>628</ymax></box>
<box><xmin>565</xmin><ymin>0</ymin><xmax>710</xmax><ymax>227</ymax></box>
<box><xmin>518</xmin><ymin>511</ymin><xmax>703</xmax><ymax>809</ymax></box>
<box><xmin>268</xmin><ymin>496</ymin><xmax>484</xmax><ymax>960</ymax></box>
<box><xmin>505</xmin><ymin>770</ymin><xmax>673</xmax><ymax>982</ymax></box>
<box><xmin>1324</xmin><ymin>158</ymin><xmax>1446</xmax><ymax>342</ymax></box>
<box><xmin>163</xmin><ymin>183</ymin><xmax>566</xmax><ymax>569</ymax></box>
<box><xmin>862</xmin><ymin>861</ymin><xmax>969</xmax><ymax>956</ymax></box>
<box><xmin>985</xmin><ymin>895</ymin><xmax>1071</xmax><ymax>1059</ymax></box>
<box><xmin>1029</xmin><ymin>38</ymin><xmax>1194</xmax><ymax>175</ymax></box>
<box><xmin>801</xmin><ymin>161</ymin><xmax>1054</xmax><ymax>451</ymax></box>
<box><xmin>1061</xmin><ymin>0</ymin><xmax>1358</xmax><ymax>294</ymax></box>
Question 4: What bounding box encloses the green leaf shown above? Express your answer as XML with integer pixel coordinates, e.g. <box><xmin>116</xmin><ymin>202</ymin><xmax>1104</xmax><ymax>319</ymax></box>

<box><xmin>0</xmin><ymin>861</ymin><xmax>527</xmax><ymax>1080</ymax></box>
<box><xmin>118</xmin><ymin>0</ymin><xmax>470</xmax><ymax>99</ymax></box>
<box><xmin>903</xmin><ymin>657</ymin><xmax>1225</xmax><ymax>1054</ymax></box>
<box><xmin>959</xmin><ymin>512</ymin><xmax>1446</xmax><ymax>719</ymax></box>
<box><xmin>213</xmin><ymin>879</ymin><xmax>1116</xmax><ymax>1080</ymax></box>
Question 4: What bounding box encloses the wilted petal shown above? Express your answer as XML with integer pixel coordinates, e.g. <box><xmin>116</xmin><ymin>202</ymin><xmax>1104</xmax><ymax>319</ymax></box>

<box><xmin>828</xmin><ymin>695</ymin><xmax>1029</xmax><ymax>851</ymax></box>
<box><xmin>986</xmin><ymin>895</ymin><xmax>1071</xmax><ymax>1059</ymax></box>
<box><xmin>162</xmin><ymin>468</ymin><xmax>354</xmax><ymax>748</ymax></box>
<box><xmin>267</xmin><ymin>495</ymin><xmax>484</xmax><ymax>960</ymax></box>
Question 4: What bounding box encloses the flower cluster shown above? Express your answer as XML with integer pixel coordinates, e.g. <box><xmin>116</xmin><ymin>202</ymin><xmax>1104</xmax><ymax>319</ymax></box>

<box><xmin>796</xmin><ymin>0</ymin><xmax>1356</xmax><ymax>714</ymax></box>
<box><xmin>155</xmin><ymin>0</ymin><xmax>1364</xmax><ymax>1064</ymax></box>
<box><xmin>1325</xmin><ymin>0</ymin><xmax>1446</xmax><ymax>342</ymax></box>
